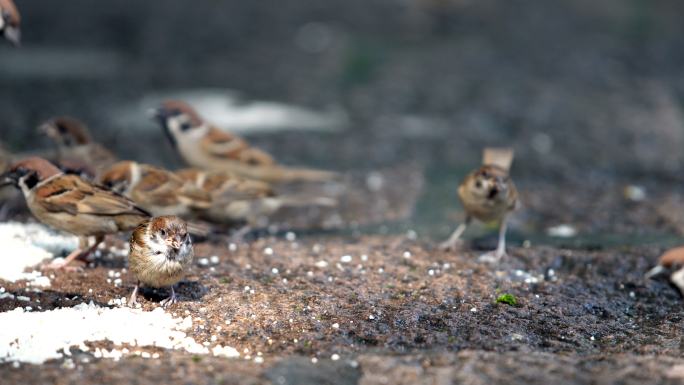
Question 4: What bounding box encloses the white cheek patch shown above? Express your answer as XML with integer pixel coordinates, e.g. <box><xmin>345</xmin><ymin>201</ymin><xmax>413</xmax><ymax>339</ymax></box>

<box><xmin>167</xmin><ymin>116</ymin><xmax>183</xmax><ymax>134</ymax></box>
<box><xmin>0</xmin><ymin>17</ymin><xmax>5</xmax><ymax>30</ymax></box>
<box><xmin>146</xmin><ymin>234</ymin><xmax>169</xmax><ymax>264</ymax></box>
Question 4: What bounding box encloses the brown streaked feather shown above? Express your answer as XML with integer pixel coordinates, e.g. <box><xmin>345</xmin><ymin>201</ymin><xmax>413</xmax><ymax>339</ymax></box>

<box><xmin>201</xmin><ymin>126</ymin><xmax>275</xmax><ymax>166</ymax></box>
<box><xmin>36</xmin><ymin>174</ymin><xmax>149</xmax><ymax>217</ymax></box>
<box><xmin>482</xmin><ymin>147</ymin><xmax>514</xmax><ymax>172</ymax></box>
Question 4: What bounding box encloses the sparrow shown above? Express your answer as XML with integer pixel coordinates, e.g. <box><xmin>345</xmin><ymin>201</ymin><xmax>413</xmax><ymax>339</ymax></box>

<box><xmin>38</xmin><ymin>116</ymin><xmax>118</xmax><ymax>179</ymax></box>
<box><xmin>127</xmin><ymin>215</ymin><xmax>193</xmax><ymax>307</ymax></box>
<box><xmin>646</xmin><ymin>246</ymin><xmax>684</xmax><ymax>296</ymax></box>
<box><xmin>0</xmin><ymin>0</ymin><xmax>20</xmax><ymax>46</ymax></box>
<box><xmin>1</xmin><ymin>157</ymin><xmax>150</xmax><ymax>269</ymax></box>
<box><xmin>440</xmin><ymin>148</ymin><xmax>518</xmax><ymax>262</ymax></box>
<box><xmin>100</xmin><ymin>161</ymin><xmax>213</xmax><ymax>218</ymax></box>
<box><xmin>151</xmin><ymin>100</ymin><xmax>338</xmax><ymax>183</ymax></box>
<box><xmin>175</xmin><ymin>167</ymin><xmax>335</xmax><ymax>226</ymax></box>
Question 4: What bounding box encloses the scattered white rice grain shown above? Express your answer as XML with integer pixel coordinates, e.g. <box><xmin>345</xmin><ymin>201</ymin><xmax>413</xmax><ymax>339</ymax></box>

<box><xmin>311</xmin><ymin>357</ymin><xmax>318</xmax><ymax>363</ymax></box>
<box><xmin>332</xmin><ymin>323</ymin><xmax>339</xmax><ymax>329</ymax></box>
<box><xmin>271</xmin><ymin>268</ymin><xmax>279</xmax><ymax>274</ymax></box>
<box><xmin>403</xmin><ymin>251</ymin><xmax>412</xmax><ymax>259</ymax></box>
<box><xmin>315</xmin><ymin>261</ymin><xmax>328</xmax><ymax>268</ymax></box>
<box><xmin>228</xmin><ymin>243</ymin><xmax>237</xmax><ymax>252</ymax></box>
<box><xmin>285</xmin><ymin>232</ymin><xmax>296</xmax><ymax>241</ymax></box>
<box><xmin>198</xmin><ymin>258</ymin><xmax>209</xmax><ymax>266</ymax></box>
<box><xmin>331</xmin><ymin>354</ymin><xmax>340</xmax><ymax>361</ymax></box>
<box><xmin>340</xmin><ymin>255</ymin><xmax>352</xmax><ymax>263</ymax></box>
<box><xmin>470</xmin><ymin>307</ymin><xmax>477</xmax><ymax>312</ymax></box>
<box><xmin>264</xmin><ymin>248</ymin><xmax>274</xmax><ymax>256</ymax></box>
<box><xmin>209</xmin><ymin>256</ymin><xmax>220</xmax><ymax>264</ymax></box>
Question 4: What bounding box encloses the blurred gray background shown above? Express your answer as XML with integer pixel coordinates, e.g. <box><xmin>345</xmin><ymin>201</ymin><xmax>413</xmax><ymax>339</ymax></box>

<box><xmin>2</xmin><ymin>0</ymin><xmax>684</xmax><ymax>243</ymax></box>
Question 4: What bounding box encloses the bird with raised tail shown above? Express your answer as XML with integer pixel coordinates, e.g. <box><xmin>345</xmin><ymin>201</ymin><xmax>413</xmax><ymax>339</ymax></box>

<box><xmin>128</xmin><ymin>215</ymin><xmax>194</xmax><ymax>307</ymax></box>
<box><xmin>151</xmin><ymin>100</ymin><xmax>338</xmax><ymax>183</ymax></box>
<box><xmin>440</xmin><ymin>148</ymin><xmax>519</xmax><ymax>262</ymax></box>
<box><xmin>0</xmin><ymin>0</ymin><xmax>20</xmax><ymax>46</ymax></box>
<box><xmin>0</xmin><ymin>157</ymin><xmax>150</xmax><ymax>269</ymax></box>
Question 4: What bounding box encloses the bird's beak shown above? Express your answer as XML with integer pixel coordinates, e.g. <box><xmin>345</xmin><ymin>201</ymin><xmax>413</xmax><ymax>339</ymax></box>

<box><xmin>645</xmin><ymin>265</ymin><xmax>666</xmax><ymax>279</ymax></box>
<box><xmin>37</xmin><ymin>122</ymin><xmax>56</xmax><ymax>136</ymax></box>
<box><xmin>4</xmin><ymin>26</ymin><xmax>20</xmax><ymax>47</ymax></box>
<box><xmin>0</xmin><ymin>171</ymin><xmax>17</xmax><ymax>188</ymax></box>
<box><xmin>148</xmin><ymin>107</ymin><xmax>167</xmax><ymax>121</ymax></box>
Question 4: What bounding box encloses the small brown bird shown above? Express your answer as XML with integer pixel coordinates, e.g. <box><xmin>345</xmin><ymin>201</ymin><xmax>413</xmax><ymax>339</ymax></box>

<box><xmin>646</xmin><ymin>246</ymin><xmax>684</xmax><ymax>296</ymax></box>
<box><xmin>175</xmin><ymin>167</ymin><xmax>335</xmax><ymax>226</ymax></box>
<box><xmin>1</xmin><ymin>157</ymin><xmax>150</xmax><ymax>269</ymax></box>
<box><xmin>440</xmin><ymin>148</ymin><xmax>518</xmax><ymax>262</ymax></box>
<box><xmin>128</xmin><ymin>215</ymin><xmax>194</xmax><ymax>307</ymax></box>
<box><xmin>0</xmin><ymin>0</ymin><xmax>20</xmax><ymax>46</ymax></box>
<box><xmin>38</xmin><ymin>116</ymin><xmax>118</xmax><ymax>179</ymax></box>
<box><xmin>100</xmin><ymin>161</ymin><xmax>212</xmax><ymax>217</ymax></box>
<box><xmin>151</xmin><ymin>100</ymin><xmax>337</xmax><ymax>183</ymax></box>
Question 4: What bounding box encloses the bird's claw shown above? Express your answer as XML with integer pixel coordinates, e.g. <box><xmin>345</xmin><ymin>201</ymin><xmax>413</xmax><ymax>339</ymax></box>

<box><xmin>478</xmin><ymin>251</ymin><xmax>506</xmax><ymax>264</ymax></box>
<box><xmin>160</xmin><ymin>293</ymin><xmax>177</xmax><ymax>308</ymax></box>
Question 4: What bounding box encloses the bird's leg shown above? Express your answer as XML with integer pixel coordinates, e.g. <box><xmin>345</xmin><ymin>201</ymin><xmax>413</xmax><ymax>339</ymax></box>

<box><xmin>230</xmin><ymin>224</ymin><xmax>252</xmax><ymax>244</ymax></box>
<box><xmin>439</xmin><ymin>217</ymin><xmax>471</xmax><ymax>251</ymax></box>
<box><xmin>479</xmin><ymin>217</ymin><xmax>509</xmax><ymax>263</ymax></box>
<box><xmin>160</xmin><ymin>285</ymin><xmax>178</xmax><ymax>308</ymax></box>
<box><xmin>128</xmin><ymin>281</ymin><xmax>140</xmax><ymax>307</ymax></box>
<box><xmin>45</xmin><ymin>235</ymin><xmax>104</xmax><ymax>270</ymax></box>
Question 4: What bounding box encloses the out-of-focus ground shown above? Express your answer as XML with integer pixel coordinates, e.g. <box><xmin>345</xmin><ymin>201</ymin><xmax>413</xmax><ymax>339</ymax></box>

<box><xmin>2</xmin><ymin>0</ymin><xmax>684</xmax><ymax>383</ymax></box>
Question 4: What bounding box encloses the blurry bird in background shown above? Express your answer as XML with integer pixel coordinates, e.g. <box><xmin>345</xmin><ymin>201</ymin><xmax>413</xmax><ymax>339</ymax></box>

<box><xmin>38</xmin><ymin>116</ymin><xmax>118</xmax><ymax>180</ymax></box>
<box><xmin>176</xmin><ymin>167</ymin><xmax>336</xmax><ymax>227</ymax></box>
<box><xmin>0</xmin><ymin>0</ymin><xmax>20</xmax><ymax>46</ymax></box>
<box><xmin>440</xmin><ymin>148</ymin><xmax>518</xmax><ymax>262</ymax></box>
<box><xmin>100</xmin><ymin>161</ymin><xmax>213</xmax><ymax>217</ymax></box>
<box><xmin>646</xmin><ymin>246</ymin><xmax>684</xmax><ymax>296</ymax></box>
<box><xmin>151</xmin><ymin>100</ymin><xmax>338</xmax><ymax>183</ymax></box>
<box><xmin>1</xmin><ymin>157</ymin><xmax>150</xmax><ymax>269</ymax></box>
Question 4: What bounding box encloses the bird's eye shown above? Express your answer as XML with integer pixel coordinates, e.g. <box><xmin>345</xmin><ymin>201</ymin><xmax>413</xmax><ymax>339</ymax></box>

<box><xmin>160</xmin><ymin>229</ymin><xmax>167</xmax><ymax>237</ymax></box>
<box><xmin>475</xmin><ymin>180</ymin><xmax>482</xmax><ymax>188</ymax></box>
<box><xmin>155</xmin><ymin>251</ymin><xmax>163</xmax><ymax>255</ymax></box>
<box><xmin>180</xmin><ymin>122</ymin><xmax>192</xmax><ymax>131</ymax></box>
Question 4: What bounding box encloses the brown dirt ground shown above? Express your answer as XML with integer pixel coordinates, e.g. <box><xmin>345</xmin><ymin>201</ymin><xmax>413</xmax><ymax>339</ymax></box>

<box><xmin>1</xmin><ymin>232</ymin><xmax>683</xmax><ymax>384</ymax></box>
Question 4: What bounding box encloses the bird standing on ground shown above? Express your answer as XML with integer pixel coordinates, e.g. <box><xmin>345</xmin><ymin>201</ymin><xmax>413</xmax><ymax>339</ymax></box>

<box><xmin>38</xmin><ymin>116</ymin><xmax>118</xmax><ymax>179</ymax></box>
<box><xmin>1</xmin><ymin>157</ymin><xmax>150</xmax><ymax>269</ymax></box>
<box><xmin>440</xmin><ymin>148</ymin><xmax>518</xmax><ymax>262</ymax></box>
<box><xmin>0</xmin><ymin>0</ymin><xmax>20</xmax><ymax>46</ymax></box>
<box><xmin>151</xmin><ymin>100</ymin><xmax>337</xmax><ymax>183</ymax></box>
<box><xmin>127</xmin><ymin>215</ymin><xmax>193</xmax><ymax>307</ymax></box>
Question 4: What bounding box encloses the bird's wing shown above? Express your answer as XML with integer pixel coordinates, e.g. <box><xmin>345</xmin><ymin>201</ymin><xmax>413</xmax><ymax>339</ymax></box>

<box><xmin>36</xmin><ymin>174</ymin><xmax>148</xmax><ymax>217</ymax></box>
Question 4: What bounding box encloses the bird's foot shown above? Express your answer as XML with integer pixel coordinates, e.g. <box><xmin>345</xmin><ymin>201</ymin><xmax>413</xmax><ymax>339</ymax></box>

<box><xmin>41</xmin><ymin>258</ymin><xmax>85</xmax><ymax>272</ymax></box>
<box><xmin>478</xmin><ymin>250</ymin><xmax>506</xmax><ymax>264</ymax></box>
<box><xmin>439</xmin><ymin>239</ymin><xmax>463</xmax><ymax>252</ymax></box>
<box><xmin>160</xmin><ymin>291</ymin><xmax>177</xmax><ymax>308</ymax></box>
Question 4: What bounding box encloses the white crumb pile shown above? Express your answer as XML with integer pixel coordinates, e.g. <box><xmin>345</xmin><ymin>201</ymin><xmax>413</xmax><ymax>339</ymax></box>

<box><xmin>0</xmin><ymin>222</ymin><xmax>78</xmax><ymax>284</ymax></box>
<box><xmin>0</xmin><ymin>302</ymin><xmax>225</xmax><ymax>364</ymax></box>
